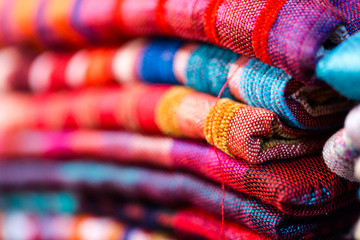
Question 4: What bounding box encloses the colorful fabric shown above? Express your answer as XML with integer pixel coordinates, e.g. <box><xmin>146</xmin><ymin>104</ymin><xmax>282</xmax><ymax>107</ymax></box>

<box><xmin>0</xmin><ymin>85</ymin><xmax>331</xmax><ymax>163</ymax></box>
<box><xmin>0</xmin><ymin>209</ymin><xmax>273</xmax><ymax>240</ymax></box>
<box><xmin>0</xmin><ymin>160</ymin><xmax>358</xmax><ymax>240</ymax></box>
<box><xmin>323</xmin><ymin>129</ymin><xmax>360</xmax><ymax>182</ymax></box>
<box><xmin>0</xmin><ymin>191</ymin><xmax>271</xmax><ymax>240</ymax></box>
<box><xmin>0</xmin><ymin>39</ymin><xmax>353</xmax><ymax>129</ymax></box>
<box><xmin>0</xmin><ymin>191</ymin><xmax>78</xmax><ymax>214</ymax></box>
<box><xmin>0</xmin><ymin>0</ymin><xmax>345</xmax><ymax>81</ymax></box>
<box><xmin>0</xmin><ymin>212</ymin><xmax>175</xmax><ymax>240</ymax></box>
<box><xmin>331</xmin><ymin>0</ymin><xmax>360</xmax><ymax>36</ymax></box>
<box><xmin>0</xmin><ymin>130</ymin><xmax>357</xmax><ymax>217</ymax></box>
<box><xmin>323</xmin><ymin>105</ymin><xmax>360</xmax><ymax>182</ymax></box>
<box><xmin>316</xmin><ymin>31</ymin><xmax>360</xmax><ymax>101</ymax></box>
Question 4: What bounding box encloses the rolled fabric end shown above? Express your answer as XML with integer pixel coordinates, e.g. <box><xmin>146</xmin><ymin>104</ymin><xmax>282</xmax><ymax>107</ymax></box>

<box><xmin>267</xmin><ymin>0</ymin><xmax>344</xmax><ymax>82</ymax></box>
<box><xmin>345</xmin><ymin>105</ymin><xmax>360</xmax><ymax>149</ymax></box>
<box><xmin>355</xmin><ymin>158</ymin><xmax>360</xmax><ymax>182</ymax></box>
<box><xmin>316</xmin><ymin>31</ymin><xmax>360</xmax><ymax>101</ymax></box>
<box><xmin>323</xmin><ymin>129</ymin><xmax>359</xmax><ymax>182</ymax></box>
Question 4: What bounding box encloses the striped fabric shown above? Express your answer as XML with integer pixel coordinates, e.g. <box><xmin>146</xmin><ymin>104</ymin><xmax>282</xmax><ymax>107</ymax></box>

<box><xmin>0</xmin><ymin>0</ymin><xmax>345</xmax><ymax>81</ymax></box>
<box><xmin>0</xmin><ymin>85</ymin><xmax>331</xmax><ymax>163</ymax></box>
<box><xmin>0</xmin><ymin>160</ymin><xmax>358</xmax><ymax>240</ymax></box>
<box><xmin>0</xmin><ymin>209</ymin><xmax>272</xmax><ymax>240</ymax></box>
<box><xmin>0</xmin><ymin>191</ymin><xmax>274</xmax><ymax>240</ymax></box>
<box><xmin>0</xmin><ymin>39</ymin><xmax>353</xmax><ymax>129</ymax></box>
<box><xmin>0</xmin><ymin>212</ymin><xmax>175</xmax><ymax>240</ymax></box>
<box><xmin>0</xmin><ymin>131</ymin><xmax>357</xmax><ymax>217</ymax></box>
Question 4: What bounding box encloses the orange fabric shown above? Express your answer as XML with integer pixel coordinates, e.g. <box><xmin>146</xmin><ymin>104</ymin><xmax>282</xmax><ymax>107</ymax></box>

<box><xmin>85</xmin><ymin>49</ymin><xmax>116</xmax><ymax>86</ymax></box>
<box><xmin>13</xmin><ymin>0</ymin><xmax>40</xmax><ymax>45</ymax></box>
<box><xmin>46</xmin><ymin>0</ymin><xmax>85</xmax><ymax>46</ymax></box>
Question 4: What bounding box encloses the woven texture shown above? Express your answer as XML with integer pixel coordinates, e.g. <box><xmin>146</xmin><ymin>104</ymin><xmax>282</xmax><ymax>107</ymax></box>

<box><xmin>316</xmin><ymin>31</ymin><xmax>360</xmax><ymax>101</ymax></box>
<box><xmin>0</xmin><ymin>85</ymin><xmax>330</xmax><ymax>163</ymax></box>
<box><xmin>0</xmin><ymin>191</ymin><xmax>272</xmax><ymax>240</ymax></box>
<box><xmin>0</xmin><ymin>0</ymin><xmax>344</xmax><ymax>81</ymax></box>
<box><xmin>323</xmin><ymin>129</ymin><xmax>360</xmax><ymax>182</ymax></box>
<box><xmin>0</xmin><ymin>210</ymin><xmax>271</xmax><ymax>240</ymax></box>
<box><xmin>0</xmin><ymin>39</ymin><xmax>353</xmax><ymax>130</ymax></box>
<box><xmin>0</xmin><ymin>130</ymin><xmax>358</xmax><ymax>218</ymax></box>
<box><xmin>323</xmin><ymin>105</ymin><xmax>360</xmax><ymax>182</ymax></box>
<box><xmin>331</xmin><ymin>0</ymin><xmax>360</xmax><ymax>36</ymax></box>
<box><xmin>0</xmin><ymin>160</ymin><xmax>358</xmax><ymax>239</ymax></box>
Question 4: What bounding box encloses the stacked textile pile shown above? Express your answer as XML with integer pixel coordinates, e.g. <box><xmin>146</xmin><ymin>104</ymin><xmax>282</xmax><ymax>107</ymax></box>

<box><xmin>0</xmin><ymin>0</ymin><xmax>359</xmax><ymax>239</ymax></box>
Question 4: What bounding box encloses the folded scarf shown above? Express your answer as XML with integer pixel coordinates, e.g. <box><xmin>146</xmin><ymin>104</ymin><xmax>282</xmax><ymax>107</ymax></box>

<box><xmin>323</xmin><ymin>106</ymin><xmax>360</xmax><ymax>182</ymax></box>
<box><xmin>0</xmin><ymin>208</ymin><xmax>273</xmax><ymax>240</ymax></box>
<box><xmin>0</xmin><ymin>85</ymin><xmax>330</xmax><ymax>163</ymax></box>
<box><xmin>0</xmin><ymin>131</ymin><xmax>357</xmax><ymax>218</ymax></box>
<box><xmin>0</xmin><ymin>40</ymin><xmax>352</xmax><ymax>129</ymax></box>
<box><xmin>0</xmin><ymin>191</ymin><xmax>271</xmax><ymax>240</ymax></box>
<box><xmin>0</xmin><ymin>211</ymin><xmax>175</xmax><ymax>240</ymax></box>
<box><xmin>316</xmin><ymin>31</ymin><xmax>360</xmax><ymax>101</ymax></box>
<box><xmin>0</xmin><ymin>160</ymin><xmax>358</xmax><ymax>240</ymax></box>
<box><xmin>0</xmin><ymin>0</ymin><xmax>344</xmax><ymax>81</ymax></box>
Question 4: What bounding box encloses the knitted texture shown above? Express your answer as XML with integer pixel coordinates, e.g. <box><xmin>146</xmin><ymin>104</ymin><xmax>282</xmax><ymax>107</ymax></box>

<box><xmin>0</xmin><ymin>160</ymin><xmax>358</xmax><ymax>239</ymax></box>
<box><xmin>0</xmin><ymin>130</ymin><xmax>358</xmax><ymax>217</ymax></box>
<box><xmin>0</xmin><ymin>85</ymin><xmax>330</xmax><ymax>163</ymax></box>
<box><xmin>0</xmin><ymin>39</ymin><xmax>352</xmax><ymax>129</ymax></box>
<box><xmin>323</xmin><ymin>105</ymin><xmax>360</xmax><ymax>182</ymax></box>
<box><xmin>0</xmin><ymin>0</ymin><xmax>344</xmax><ymax>80</ymax></box>
<box><xmin>316</xmin><ymin>31</ymin><xmax>360</xmax><ymax>101</ymax></box>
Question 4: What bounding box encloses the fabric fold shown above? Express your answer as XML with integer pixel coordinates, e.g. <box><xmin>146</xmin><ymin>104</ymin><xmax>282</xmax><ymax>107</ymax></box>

<box><xmin>0</xmin><ymin>85</ymin><xmax>330</xmax><ymax>163</ymax></box>
<box><xmin>0</xmin><ymin>39</ymin><xmax>353</xmax><ymax>129</ymax></box>
<box><xmin>0</xmin><ymin>160</ymin><xmax>358</xmax><ymax>239</ymax></box>
<box><xmin>0</xmin><ymin>0</ymin><xmax>344</xmax><ymax>80</ymax></box>
<box><xmin>0</xmin><ymin>130</ymin><xmax>357</xmax><ymax>217</ymax></box>
<box><xmin>323</xmin><ymin>105</ymin><xmax>360</xmax><ymax>182</ymax></box>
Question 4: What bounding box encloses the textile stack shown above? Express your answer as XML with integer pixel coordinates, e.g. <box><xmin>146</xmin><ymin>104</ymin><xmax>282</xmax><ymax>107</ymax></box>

<box><xmin>0</xmin><ymin>0</ymin><xmax>359</xmax><ymax>239</ymax></box>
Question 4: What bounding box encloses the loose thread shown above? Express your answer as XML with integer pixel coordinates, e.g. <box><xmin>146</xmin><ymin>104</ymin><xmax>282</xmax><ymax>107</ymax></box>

<box><xmin>209</xmin><ymin>72</ymin><xmax>235</xmax><ymax>240</ymax></box>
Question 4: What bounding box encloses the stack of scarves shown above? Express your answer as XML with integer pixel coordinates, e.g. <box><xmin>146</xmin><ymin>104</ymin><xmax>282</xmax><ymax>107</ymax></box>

<box><xmin>0</xmin><ymin>0</ymin><xmax>359</xmax><ymax>239</ymax></box>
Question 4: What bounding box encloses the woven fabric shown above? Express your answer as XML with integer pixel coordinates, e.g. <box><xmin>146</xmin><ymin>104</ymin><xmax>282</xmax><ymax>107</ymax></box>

<box><xmin>323</xmin><ymin>105</ymin><xmax>360</xmax><ymax>182</ymax></box>
<box><xmin>0</xmin><ymin>0</ymin><xmax>344</xmax><ymax>80</ymax></box>
<box><xmin>323</xmin><ymin>129</ymin><xmax>360</xmax><ymax>182</ymax></box>
<box><xmin>0</xmin><ymin>130</ymin><xmax>358</xmax><ymax>217</ymax></box>
<box><xmin>0</xmin><ymin>85</ymin><xmax>331</xmax><ymax>163</ymax></box>
<box><xmin>316</xmin><ymin>31</ymin><xmax>360</xmax><ymax>101</ymax></box>
<box><xmin>331</xmin><ymin>0</ymin><xmax>360</xmax><ymax>36</ymax></box>
<box><xmin>0</xmin><ymin>210</ymin><xmax>272</xmax><ymax>240</ymax></box>
<box><xmin>0</xmin><ymin>40</ymin><xmax>353</xmax><ymax>130</ymax></box>
<box><xmin>0</xmin><ymin>160</ymin><xmax>358</xmax><ymax>240</ymax></box>
<box><xmin>0</xmin><ymin>211</ymin><xmax>175</xmax><ymax>240</ymax></box>
<box><xmin>0</xmin><ymin>191</ymin><xmax>272</xmax><ymax>240</ymax></box>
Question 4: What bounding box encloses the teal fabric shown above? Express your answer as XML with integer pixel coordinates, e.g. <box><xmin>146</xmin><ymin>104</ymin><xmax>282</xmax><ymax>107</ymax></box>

<box><xmin>316</xmin><ymin>31</ymin><xmax>360</xmax><ymax>101</ymax></box>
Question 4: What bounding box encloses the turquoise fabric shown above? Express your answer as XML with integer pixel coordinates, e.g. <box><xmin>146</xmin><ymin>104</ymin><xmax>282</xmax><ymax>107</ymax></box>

<box><xmin>317</xmin><ymin>31</ymin><xmax>360</xmax><ymax>101</ymax></box>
